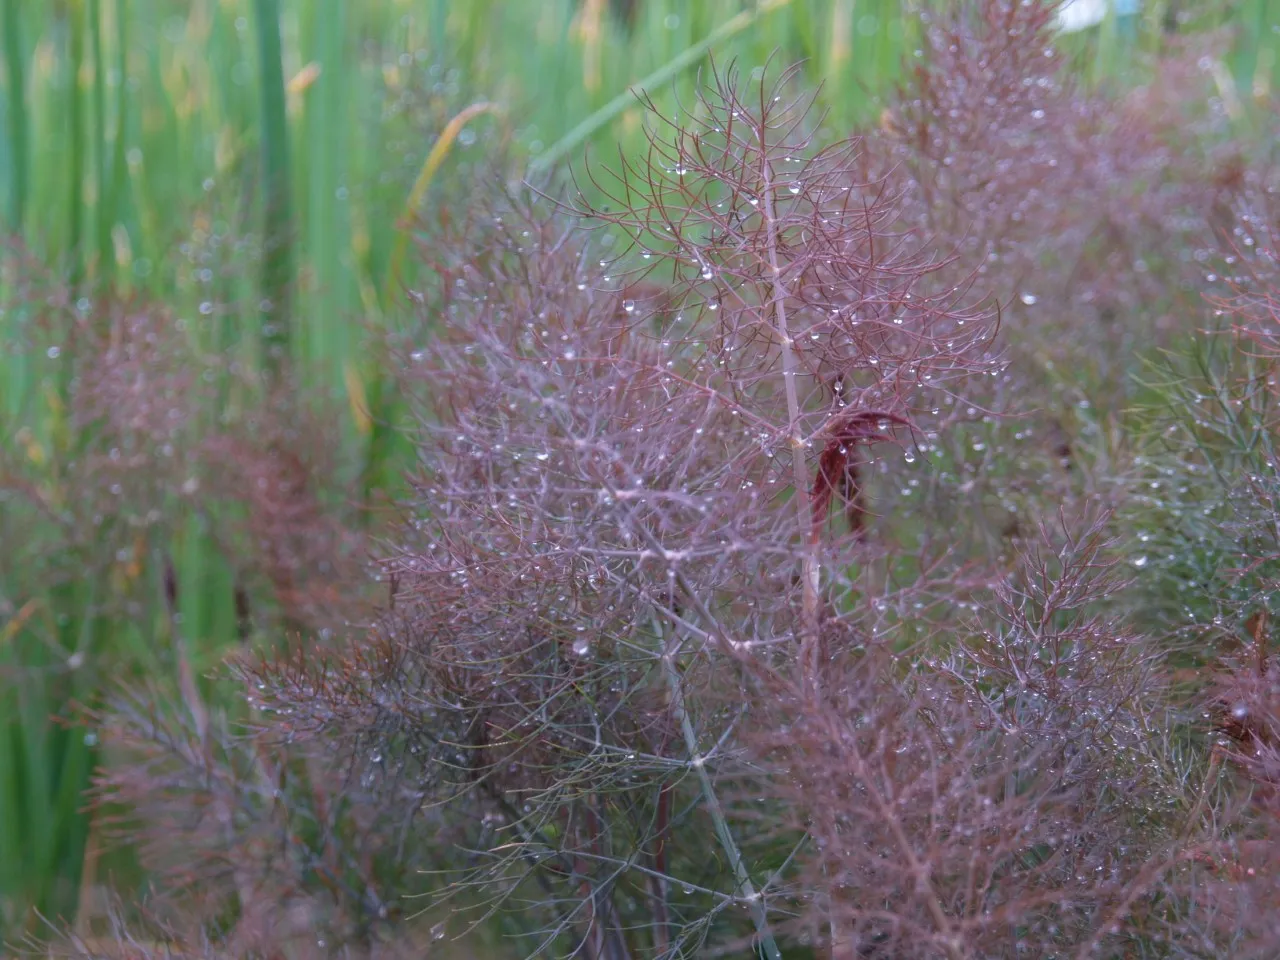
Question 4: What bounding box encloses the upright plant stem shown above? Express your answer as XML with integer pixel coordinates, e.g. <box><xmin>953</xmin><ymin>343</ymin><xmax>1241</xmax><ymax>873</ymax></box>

<box><xmin>110</xmin><ymin>0</ymin><xmax>127</xmax><ymax>267</ymax></box>
<box><xmin>253</xmin><ymin>0</ymin><xmax>292</xmax><ymax>381</ymax></box>
<box><xmin>307</xmin><ymin>0</ymin><xmax>347</xmax><ymax>372</ymax></box>
<box><xmin>758</xmin><ymin>139</ymin><xmax>822</xmax><ymax>695</ymax></box>
<box><xmin>66</xmin><ymin>0</ymin><xmax>86</xmax><ymax>288</ymax></box>
<box><xmin>3</xmin><ymin>0</ymin><xmax>27</xmax><ymax>233</ymax></box>
<box><xmin>759</xmin><ymin>103</ymin><xmax>858</xmax><ymax>960</ymax></box>
<box><xmin>89</xmin><ymin>0</ymin><xmax>109</xmax><ymax>280</ymax></box>
<box><xmin>656</xmin><ymin>622</ymin><xmax>781</xmax><ymax>960</ymax></box>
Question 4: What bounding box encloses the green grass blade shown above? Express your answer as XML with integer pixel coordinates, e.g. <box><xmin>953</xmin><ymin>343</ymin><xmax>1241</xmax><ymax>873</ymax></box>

<box><xmin>2</xmin><ymin>0</ymin><xmax>28</xmax><ymax>232</ymax></box>
<box><xmin>65</xmin><ymin>0</ymin><xmax>85</xmax><ymax>287</ymax></box>
<box><xmin>528</xmin><ymin>0</ymin><xmax>794</xmax><ymax>178</ymax></box>
<box><xmin>106</xmin><ymin>0</ymin><xmax>128</xmax><ymax>279</ymax></box>
<box><xmin>253</xmin><ymin>0</ymin><xmax>292</xmax><ymax>380</ymax></box>
<box><xmin>303</xmin><ymin>0</ymin><xmax>348</xmax><ymax>375</ymax></box>
<box><xmin>89</xmin><ymin>0</ymin><xmax>109</xmax><ymax>281</ymax></box>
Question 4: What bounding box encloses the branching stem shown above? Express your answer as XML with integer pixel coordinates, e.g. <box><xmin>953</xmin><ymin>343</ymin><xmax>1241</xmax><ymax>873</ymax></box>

<box><xmin>756</xmin><ymin>123</ymin><xmax>823</xmax><ymax>699</ymax></box>
<box><xmin>655</xmin><ymin>620</ymin><xmax>781</xmax><ymax>960</ymax></box>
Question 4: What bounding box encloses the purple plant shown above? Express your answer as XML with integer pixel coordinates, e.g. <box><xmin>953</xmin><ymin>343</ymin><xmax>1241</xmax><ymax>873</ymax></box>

<box><xmin>51</xmin><ymin>4</ymin><xmax>1280</xmax><ymax>959</ymax></box>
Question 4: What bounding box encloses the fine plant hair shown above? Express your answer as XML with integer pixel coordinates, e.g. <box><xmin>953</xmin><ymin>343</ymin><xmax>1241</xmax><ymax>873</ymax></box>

<box><xmin>0</xmin><ymin>242</ymin><xmax>374</xmax><ymax>944</ymax></box>
<box><xmin>1128</xmin><ymin>178</ymin><xmax>1280</xmax><ymax>956</ymax></box>
<box><xmin>877</xmin><ymin>0</ymin><xmax>1235</xmax><ymax>364</ymax></box>
<box><xmin>812</xmin><ymin>0</ymin><xmax>1245</xmax><ymax>575</ymax></box>
<box><xmin>74</xmin><ymin>58</ymin><xmax>1005</xmax><ymax>959</ymax></box>
<box><xmin>42</xmin><ymin>6</ymin><xmax>1280</xmax><ymax>960</ymax></box>
<box><xmin>744</xmin><ymin>508</ymin><xmax>1193</xmax><ymax>959</ymax></box>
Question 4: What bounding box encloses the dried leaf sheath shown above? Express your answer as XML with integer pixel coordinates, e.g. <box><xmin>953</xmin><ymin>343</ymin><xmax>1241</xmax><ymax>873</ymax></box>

<box><xmin>808</xmin><ymin>410</ymin><xmax>908</xmax><ymax>543</ymax></box>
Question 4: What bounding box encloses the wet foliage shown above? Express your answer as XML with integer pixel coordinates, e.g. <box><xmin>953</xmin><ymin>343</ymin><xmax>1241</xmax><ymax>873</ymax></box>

<box><xmin>12</xmin><ymin>2</ymin><xmax>1280</xmax><ymax>957</ymax></box>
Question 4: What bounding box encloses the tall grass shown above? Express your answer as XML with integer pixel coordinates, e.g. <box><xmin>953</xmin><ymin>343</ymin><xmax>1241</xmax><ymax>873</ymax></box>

<box><xmin>0</xmin><ymin>0</ymin><xmax>1277</xmax><ymax>944</ymax></box>
<box><xmin>252</xmin><ymin>0</ymin><xmax>292</xmax><ymax>379</ymax></box>
<box><xmin>64</xmin><ymin>0</ymin><xmax>85</xmax><ymax>288</ymax></box>
<box><xmin>2</xmin><ymin>0</ymin><xmax>27</xmax><ymax>233</ymax></box>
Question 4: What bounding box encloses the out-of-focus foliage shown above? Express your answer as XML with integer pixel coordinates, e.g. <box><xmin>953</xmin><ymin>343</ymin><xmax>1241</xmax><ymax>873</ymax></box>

<box><xmin>3</xmin><ymin>0</ymin><xmax>1280</xmax><ymax>956</ymax></box>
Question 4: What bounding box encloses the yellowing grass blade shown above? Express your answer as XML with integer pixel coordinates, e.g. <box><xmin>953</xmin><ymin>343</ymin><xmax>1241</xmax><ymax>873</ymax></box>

<box><xmin>385</xmin><ymin>101</ymin><xmax>500</xmax><ymax>302</ymax></box>
<box><xmin>1</xmin><ymin>599</ymin><xmax>41</xmax><ymax>647</ymax></box>
<box><xmin>344</xmin><ymin>359</ymin><xmax>372</xmax><ymax>437</ymax></box>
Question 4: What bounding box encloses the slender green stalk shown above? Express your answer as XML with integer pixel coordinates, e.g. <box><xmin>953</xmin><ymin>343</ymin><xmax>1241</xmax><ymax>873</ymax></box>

<box><xmin>305</xmin><ymin>0</ymin><xmax>347</xmax><ymax>372</ymax></box>
<box><xmin>253</xmin><ymin>0</ymin><xmax>292</xmax><ymax>380</ymax></box>
<box><xmin>107</xmin><ymin>0</ymin><xmax>128</xmax><ymax>275</ymax></box>
<box><xmin>89</xmin><ymin>0</ymin><xmax>109</xmax><ymax>280</ymax></box>
<box><xmin>3</xmin><ymin>0</ymin><xmax>27</xmax><ymax>232</ymax></box>
<box><xmin>66</xmin><ymin>0</ymin><xmax>85</xmax><ymax>287</ymax></box>
<box><xmin>528</xmin><ymin>0</ymin><xmax>793</xmax><ymax>177</ymax></box>
<box><xmin>656</xmin><ymin>621</ymin><xmax>781</xmax><ymax>960</ymax></box>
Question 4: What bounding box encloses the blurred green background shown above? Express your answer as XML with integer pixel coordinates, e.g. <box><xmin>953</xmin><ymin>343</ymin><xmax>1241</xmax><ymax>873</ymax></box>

<box><xmin>0</xmin><ymin>0</ymin><xmax>1276</xmax><ymax>943</ymax></box>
